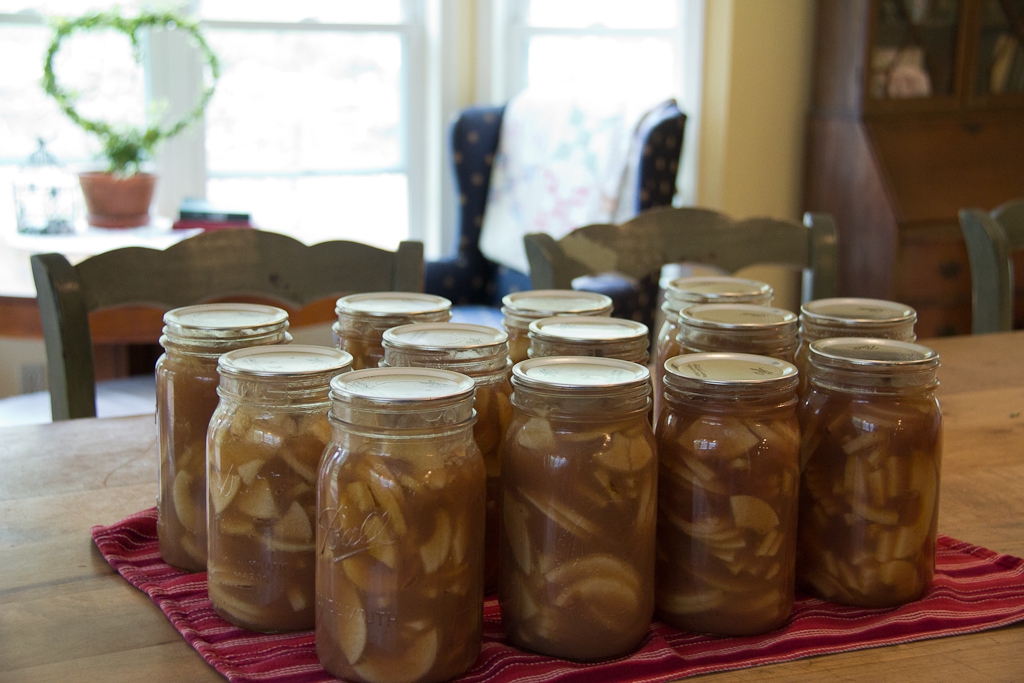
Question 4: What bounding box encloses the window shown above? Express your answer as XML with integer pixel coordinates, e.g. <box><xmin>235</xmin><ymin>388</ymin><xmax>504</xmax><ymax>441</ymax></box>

<box><xmin>0</xmin><ymin>1</ymin><xmax>148</xmax><ymax>226</ymax></box>
<box><xmin>479</xmin><ymin>0</ymin><xmax>704</xmax><ymax>204</ymax></box>
<box><xmin>0</xmin><ymin>2</ymin><xmax>701</xmax><ymax>253</ymax></box>
<box><xmin>0</xmin><ymin>0</ymin><xmax>432</xmax><ymax>251</ymax></box>
<box><xmin>179</xmin><ymin>1</ymin><xmax>426</xmax><ymax>249</ymax></box>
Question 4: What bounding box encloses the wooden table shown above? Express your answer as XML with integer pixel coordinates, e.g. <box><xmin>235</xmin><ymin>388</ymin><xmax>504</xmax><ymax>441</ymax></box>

<box><xmin>2</xmin><ymin>333</ymin><xmax>1023</xmax><ymax>682</ymax></box>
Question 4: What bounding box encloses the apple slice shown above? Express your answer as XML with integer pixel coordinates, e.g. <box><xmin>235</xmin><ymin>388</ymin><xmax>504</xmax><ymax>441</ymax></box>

<box><xmin>419</xmin><ymin>511</ymin><xmax>452</xmax><ymax>574</ymax></box>
<box><xmin>328</xmin><ymin>580</ymin><xmax>367</xmax><ymax>665</ymax></box>
<box><xmin>173</xmin><ymin>470</ymin><xmax>200</xmax><ymax>533</ymax></box>
<box><xmin>554</xmin><ymin>575</ymin><xmax>639</xmax><ymax>632</ymax></box>
<box><xmin>353</xmin><ymin>629</ymin><xmax>437</xmax><ymax>683</ymax></box>
<box><xmin>517</xmin><ymin>417</ymin><xmax>554</xmax><ymax>450</ymax></box>
<box><xmin>235</xmin><ymin>478</ymin><xmax>279</xmax><ymax>520</ymax></box>
<box><xmin>503</xmin><ymin>496</ymin><xmax>532</xmax><ymax>572</ymax></box>
<box><xmin>210</xmin><ymin>472</ymin><xmax>240</xmax><ymax>515</ymax></box>
<box><xmin>730</xmin><ymin>495</ymin><xmax>779</xmax><ymax>535</ymax></box>
<box><xmin>658</xmin><ymin>588</ymin><xmax>724</xmax><ymax>615</ymax></box>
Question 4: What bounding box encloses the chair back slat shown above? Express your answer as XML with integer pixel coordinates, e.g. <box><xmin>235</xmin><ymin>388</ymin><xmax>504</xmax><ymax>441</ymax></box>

<box><xmin>524</xmin><ymin>207</ymin><xmax>839</xmax><ymax>307</ymax></box>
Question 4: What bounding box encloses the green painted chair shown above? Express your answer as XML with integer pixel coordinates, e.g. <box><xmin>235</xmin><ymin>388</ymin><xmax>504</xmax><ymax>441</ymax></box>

<box><xmin>524</xmin><ymin>206</ymin><xmax>839</xmax><ymax>325</ymax></box>
<box><xmin>31</xmin><ymin>229</ymin><xmax>424</xmax><ymax>421</ymax></box>
<box><xmin>960</xmin><ymin>200</ymin><xmax>1024</xmax><ymax>334</ymax></box>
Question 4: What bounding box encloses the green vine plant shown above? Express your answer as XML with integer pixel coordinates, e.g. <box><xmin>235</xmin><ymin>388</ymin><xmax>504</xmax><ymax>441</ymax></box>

<box><xmin>42</xmin><ymin>10</ymin><xmax>220</xmax><ymax>177</ymax></box>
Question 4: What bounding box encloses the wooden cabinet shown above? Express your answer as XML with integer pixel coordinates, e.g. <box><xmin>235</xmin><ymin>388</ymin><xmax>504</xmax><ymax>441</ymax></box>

<box><xmin>804</xmin><ymin>0</ymin><xmax>1024</xmax><ymax>337</ymax></box>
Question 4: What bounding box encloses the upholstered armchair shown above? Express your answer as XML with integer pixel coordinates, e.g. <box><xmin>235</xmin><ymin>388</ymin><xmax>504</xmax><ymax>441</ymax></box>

<box><xmin>425</xmin><ymin>101</ymin><xmax>687</xmax><ymax>326</ymax></box>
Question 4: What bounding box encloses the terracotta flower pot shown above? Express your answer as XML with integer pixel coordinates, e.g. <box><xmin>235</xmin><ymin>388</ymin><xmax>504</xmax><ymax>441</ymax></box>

<box><xmin>78</xmin><ymin>172</ymin><xmax>157</xmax><ymax>228</ymax></box>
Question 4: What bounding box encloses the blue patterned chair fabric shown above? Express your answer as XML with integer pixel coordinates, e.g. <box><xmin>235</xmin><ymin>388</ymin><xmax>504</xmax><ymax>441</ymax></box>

<box><xmin>426</xmin><ymin>101</ymin><xmax>686</xmax><ymax>328</ymax></box>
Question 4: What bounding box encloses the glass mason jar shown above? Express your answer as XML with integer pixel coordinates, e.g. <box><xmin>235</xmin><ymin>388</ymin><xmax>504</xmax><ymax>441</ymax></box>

<box><xmin>528</xmin><ymin>315</ymin><xmax>649</xmax><ymax>364</ymax></box>
<box><xmin>654</xmin><ymin>277</ymin><xmax>773</xmax><ymax>422</ymax></box>
<box><xmin>676</xmin><ymin>304</ymin><xmax>799</xmax><ymax>362</ymax></box>
<box><xmin>656</xmin><ymin>353</ymin><xmax>800</xmax><ymax>636</ymax></box>
<box><xmin>500</xmin><ymin>357</ymin><xmax>656</xmax><ymax>661</ymax></box>
<box><xmin>796</xmin><ymin>298</ymin><xmax>917</xmax><ymax>396</ymax></box>
<box><xmin>798</xmin><ymin>338</ymin><xmax>941</xmax><ymax>608</ymax></box>
<box><xmin>333</xmin><ymin>292</ymin><xmax>453</xmax><ymax>370</ymax></box>
<box><xmin>156</xmin><ymin>303</ymin><xmax>291</xmax><ymax>572</ymax></box>
<box><xmin>206</xmin><ymin>345</ymin><xmax>352</xmax><ymax>632</ymax></box>
<box><xmin>501</xmin><ymin>290</ymin><xmax>613</xmax><ymax>364</ymax></box>
<box><xmin>380</xmin><ymin>322</ymin><xmax>511</xmax><ymax>593</ymax></box>
<box><xmin>317</xmin><ymin>367</ymin><xmax>485</xmax><ymax>683</ymax></box>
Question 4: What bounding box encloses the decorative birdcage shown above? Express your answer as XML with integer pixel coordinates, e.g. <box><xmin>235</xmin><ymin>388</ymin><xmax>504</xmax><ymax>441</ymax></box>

<box><xmin>13</xmin><ymin>138</ymin><xmax>79</xmax><ymax>235</ymax></box>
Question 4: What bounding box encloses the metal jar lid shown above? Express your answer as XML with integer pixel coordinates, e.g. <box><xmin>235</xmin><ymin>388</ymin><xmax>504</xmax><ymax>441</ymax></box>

<box><xmin>383</xmin><ymin>322</ymin><xmax>508</xmax><ymax>351</ymax></box>
<box><xmin>680</xmin><ymin>304</ymin><xmax>797</xmax><ymax>332</ymax></box>
<box><xmin>528</xmin><ymin>315</ymin><xmax>648</xmax><ymax>343</ymax></box>
<box><xmin>161</xmin><ymin>303</ymin><xmax>290</xmax><ymax>350</ymax></box>
<box><xmin>382</xmin><ymin>323</ymin><xmax>509</xmax><ymax>374</ymax></box>
<box><xmin>664</xmin><ymin>352</ymin><xmax>798</xmax><ymax>393</ymax></box>
<box><xmin>664</xmin><ymin>276</ymin><xmax>773</xmax><ymax>310</ymax></box>
<box><xmin>808</xmin><ymin>337</ymin><xmax>939</xmax><ymax>371</ymax></box>
<box><xmin>501</xmin><ymin>289</ymin><xmax>613</xmax><ymax>320</ymax></box>
<box><xmin>335</xmin><ymin>292</ymin><xmax>452</xmax><ymax>319</ymax></box>
<box><xmin>218</xmin><ymin>344</ymin><xmax>353</xmax><ymax>379</ymax></box>
<box><xmin>801</xmin><ymin>298</ymin><xmax>917</xmax><ymax>329</ymax></box>
<box><xmin>512</xmin><ymin>356</ymin><xmax>649</xmax><ymax>391</ymax></box>
<box><xmin>330</xmin><ymin>366</ymin><xmax>475</xmax><ymax>405</ymax></box>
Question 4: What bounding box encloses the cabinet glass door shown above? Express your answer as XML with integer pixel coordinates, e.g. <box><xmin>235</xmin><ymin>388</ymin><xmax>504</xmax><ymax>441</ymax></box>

<box><xmin>974</xmin><ymin>0</ymin><xmax>1024</xmax><ymax>96</ymax></box>
<box><xmin>869</xmin><ymin>0</ymin><xmax>961</xmax><ymax>100</ymax></box>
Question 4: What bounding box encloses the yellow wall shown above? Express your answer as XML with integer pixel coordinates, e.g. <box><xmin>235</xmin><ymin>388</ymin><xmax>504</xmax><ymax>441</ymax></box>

<box><xmin>697</xmin><ymin>0</ymin><xmax>817</xmax><ymax>222</ymax></box>
<box><xmin>695</xmin><ymin>0</ymin><xmax>817</xmax><ymax>310</ymax></box>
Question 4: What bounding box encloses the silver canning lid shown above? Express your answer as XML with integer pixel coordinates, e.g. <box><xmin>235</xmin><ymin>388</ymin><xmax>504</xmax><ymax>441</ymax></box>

<box><xmin>330</xmin><ymin>366</ymin><xmax>475</xmax><ymax>405</ymax></box>
<box><xmin>162</xmin><ymin>303</ymin><xmax>290</xmax><ymax>348</ymax></box>
<box><xmin>664</xmin><ymin>276</ymin><xmax>773</xmax><ymax>305</ymax></box>
<box><xmin>664</xmin><ymin>352</ymin><xmax>798</xmax><ymax>388</ymax></box>
<box><xmin>801</xmin><ymin>298</ymin><xmax>917</xmax><ymax>327</ymax></box>
<box><xmin>165</xmin><ymin>303</ymin><xmax>289</xmax><ymax>331</ymax></box>
<box><xmin>808</xmin><ymin>337</ymin><xmax>939</xmax><ymax>370</ymax></box>
<box><xmin>501</xmin><ymin>289</ymin><xmax>613</xmax><ymax>318</ymax></box>
<box><xmin>529</xmin><ymin>315</ymin><xmax>647</xmax><ymax>343</ymax></box>
<box><xmin>219</xmin><ymin>344</ymin><xmax>352</xmax><ymax>378</ymax></box>
<box><xmin>335</xmin><ymin>292</ymin><xmax>452</xmax><ymax>318</ymax></box>
<box><xmin>383</xmin><ymin>322</ymin><xmax>507</xmax><ymax>350</ymax></box>
<box><xmin>512</xmin><ymin>356</ymin><xmax>649</xmax><ymax>390</ymax></box>
<box><xmin>681</xmin><ymin>304</ymin><xmax>797</xmax><ymax>331</ymax></box>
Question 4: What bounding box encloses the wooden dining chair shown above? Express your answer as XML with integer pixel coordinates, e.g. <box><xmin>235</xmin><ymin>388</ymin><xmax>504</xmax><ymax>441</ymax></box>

<box><xmin>523</xmin><ymin>206</ymin><xmax>839</xmax><ymax>325</ymax></box>
<box><xmin>31</xmin><ymin>229</ymin><xmax>424</xmax><ymax>421</ymax></box>
<box><xmin>959</xmin><ymin>200</ymin><xmax>1024</xmax><ymax>334</ymax></box>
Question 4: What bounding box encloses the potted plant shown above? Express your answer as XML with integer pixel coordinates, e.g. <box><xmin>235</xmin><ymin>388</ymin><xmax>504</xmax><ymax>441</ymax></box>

<box><xmin>42</xmin><ymin>10</ymin><xmax>219</xmax><ymax>228</ymax></box>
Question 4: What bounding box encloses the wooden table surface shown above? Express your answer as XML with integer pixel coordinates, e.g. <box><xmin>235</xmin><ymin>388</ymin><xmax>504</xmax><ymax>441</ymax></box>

<box><xmin>2</xmin><ymin>332</ymin><xmax>1023</xmax><ymax>682</ymax></box>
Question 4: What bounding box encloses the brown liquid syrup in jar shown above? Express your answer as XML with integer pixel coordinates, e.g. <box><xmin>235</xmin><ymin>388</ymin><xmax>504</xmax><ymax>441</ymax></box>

<box><xmin>206</xmin><ymin>345</ymin><xmax>352</xmax><ymax>631</ymax></box>
<box><xmin>654</xmin><ymin>277</ymin><xmax>773</xmax><ymax>422</ymax></box>
<box><xmin>656</xmin><ymin>353</ymin><xmax>800</xmax><ymax>636</ymax></box>
<box><xmin>381</xmin><ymin>322</ymin><xmax>512</xmax><ymax>594</ymax></box>
<box><xmin>500</xmin><ymin>290</ymin><xmax>613</xmax><ymax>364</ymax></box>
<box><xmin>527</xmin><ymin>315</ymin><xmax>649</xmax><ymax>364</ymax></box>
<box><xmin>317</xmin><ymin>367</ymin><xmax>485</xmax><ymax>683</ymax></box>
<box><xmin>795</xmin><ymin>298</ymin><xmax>917</xmax><ymax>397</ymax></box>
<box><xmin>500</xmin><ymin>357</ymin><xmax>656</xmax><ymax>661</ymax></box>
<box><xmin>798</xmin><ymin>338</ymin><xmax>941</xmax><ymax>608</ymax></box>
<box><xmin>156</xmin><ymin>304</ymin><xmax>291</xmax><ymax>572</ymax></box>
<box><xmin>333</xmin><ymin>293</ymin><xmax>452</xmax><ymax>370</ymax></box>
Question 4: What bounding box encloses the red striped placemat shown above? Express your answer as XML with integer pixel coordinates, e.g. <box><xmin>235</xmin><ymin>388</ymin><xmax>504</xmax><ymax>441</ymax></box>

<box><xmin>92</xmin><ymin>508</ymin><xmax>1024</xmax><ymax>682</ymax></box>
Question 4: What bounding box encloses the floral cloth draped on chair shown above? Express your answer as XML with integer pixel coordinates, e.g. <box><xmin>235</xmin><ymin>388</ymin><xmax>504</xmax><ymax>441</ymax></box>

<box><xmin>479</xmin><ymin>90</ymin><xmax>677</xmax><ymax>275</ymax></box>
